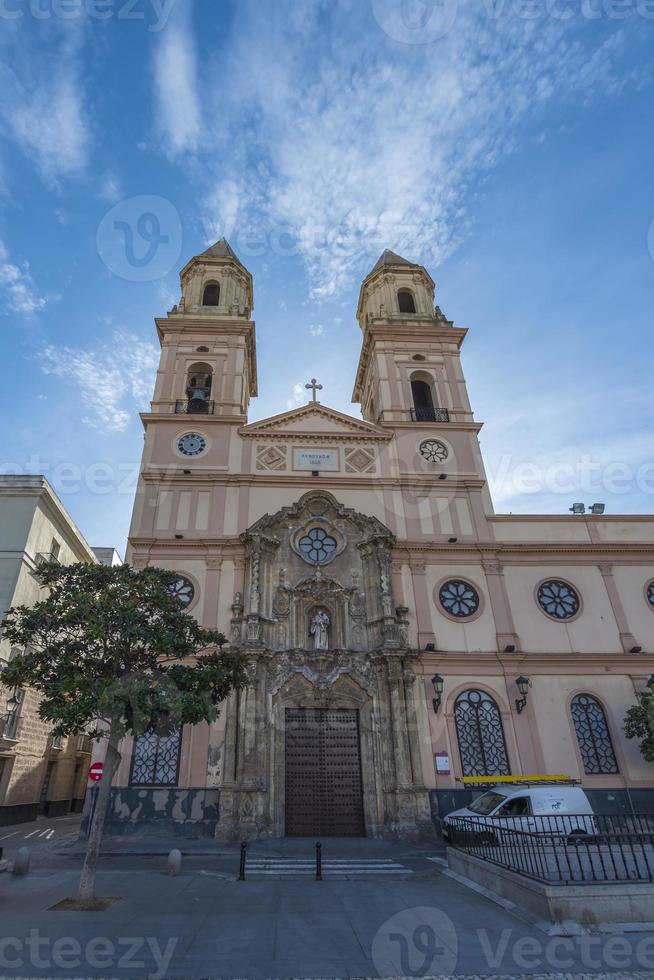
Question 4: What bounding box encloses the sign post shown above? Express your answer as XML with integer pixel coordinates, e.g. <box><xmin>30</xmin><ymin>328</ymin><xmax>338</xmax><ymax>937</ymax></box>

<box><xmin>86</xmin><ymin>762</ymin><xmax>104</xmax><ymax>840</ymax></box>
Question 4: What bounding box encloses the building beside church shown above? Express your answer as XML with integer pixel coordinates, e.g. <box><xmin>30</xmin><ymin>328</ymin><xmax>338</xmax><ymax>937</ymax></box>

<box><xmin>107</xmin><ymin>240</ymin><xmax>654</xmax><ymax>839</ymax></box>
<box><xmin>0</xmin><ymin>477</ymin><xmax>101</xmax><ymax>825</ymax></box>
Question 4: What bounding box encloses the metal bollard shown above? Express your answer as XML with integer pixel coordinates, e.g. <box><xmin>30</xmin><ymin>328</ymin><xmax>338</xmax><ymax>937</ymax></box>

<box><xmin>167</xmin><ymin>849</ymin><xmax>182</xmax><ymax>876</ymax></box>
<box><xmin>12</xmin><ymin>847</ymin><xmax>30</xmax><ymax>876</ymax></box>
<box><xmin>238</xmin><ymin>841</ymin><xmax>247</xmax><ymax>881</ymax></box>
<box><xmin>315</xmin><ymin>841</ymin><xmax>323</xmax><ymax>881</ymax></box>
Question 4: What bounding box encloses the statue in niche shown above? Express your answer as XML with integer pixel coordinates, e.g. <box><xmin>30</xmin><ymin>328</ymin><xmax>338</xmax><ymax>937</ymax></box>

<box><xmin>310</xmin><ymin>609</ymin><xmax>330</xmax><ymax>651</ymax></box>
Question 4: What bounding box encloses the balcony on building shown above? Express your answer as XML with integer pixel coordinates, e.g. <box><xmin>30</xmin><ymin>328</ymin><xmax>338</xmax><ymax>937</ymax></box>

<box><xmin>76</xmin><ymin>734</ymin><xmax>93</xmax><ymax>756</ymax></box>
<box><xmin>175</xmin><ymin>398</ymin><xmax>215</xmax><ymax>415</ymax></box>
<box><xmin>0</xmin><ymin>712</ymin><xmax>19</xmax><ymax>745</ymax></box>
<box><xmin>409</xmin><ymin>407</ymin><xmax>450</xmax><ymax>423</ymax></box>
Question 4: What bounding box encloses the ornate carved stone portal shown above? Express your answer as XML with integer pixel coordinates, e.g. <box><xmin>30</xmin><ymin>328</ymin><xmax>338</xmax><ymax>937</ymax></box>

<box><xmin>217</xmin><ymin>491</ymin><xmax>431</xmax><ymax>840</ymax></box>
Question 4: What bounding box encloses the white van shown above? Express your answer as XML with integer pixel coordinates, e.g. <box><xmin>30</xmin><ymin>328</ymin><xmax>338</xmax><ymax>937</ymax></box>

<box><xmin>441</xmin><ymin>784</ymin><xmax>598</xmax><ymax>842</ymax></box>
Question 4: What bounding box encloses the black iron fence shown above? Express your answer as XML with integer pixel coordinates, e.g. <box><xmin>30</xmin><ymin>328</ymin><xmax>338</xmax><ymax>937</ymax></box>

<box><xmin>410</xmin><ymin>407</ymin><xmax>450</xmax><ymax>423</ymax></box>
<box><xmin>174</xmin><ymin>399</ymin><xmax>215</xmax><ymax>415</ymax></box>
<box><xmin>447</xmin><ymin>814</ymin><xmax>654</xmax><ymax>884</ymax></box>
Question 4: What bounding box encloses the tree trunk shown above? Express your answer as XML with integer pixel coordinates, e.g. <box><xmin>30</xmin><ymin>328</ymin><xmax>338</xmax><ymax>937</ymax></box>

<box><xmin>77</xmin><ymin>731</ymin><xmax>121</xmax><ymax>906</ymax></box>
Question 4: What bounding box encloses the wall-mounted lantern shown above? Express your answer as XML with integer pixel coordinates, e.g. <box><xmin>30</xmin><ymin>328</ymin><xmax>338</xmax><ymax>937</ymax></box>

<box><xmin>515</xmin><ymin>675</ymin><xmax>530</xmax><ymax>715</ymax></box>
<box><xmin>431</xmin><ymin>674</ymin><xmax>444</xmax><ymax>714</ymax></box>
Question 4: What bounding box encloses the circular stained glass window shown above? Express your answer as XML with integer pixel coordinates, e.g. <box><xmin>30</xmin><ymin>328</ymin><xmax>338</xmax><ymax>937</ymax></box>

<box><xmin>646</xmin><ymin>580</ymin><xmax>654</xmax><ymax>609</ymax></box>
<box><xmin>537</xmin><ymin>580</ymin><xmax>579</xmax><ymax>620</ymax></box>
<box><xmin>420</xmin><ymin>439</ymin><xmax>449</xmax><ymax>464</ymax></box>
<box><xmin>298</xmin><ymin>527</ymin><xmax>338</xmax><ymax>564</ymax></box>
<box><xmin>439</xmin><ymin>580</ymin><xmax>480</xmax><ymax>618</ymax></box>
<box><xmin>168</xmin><ymin>575</ymin><xmax>195</xmax><ymax>607</ymax></box>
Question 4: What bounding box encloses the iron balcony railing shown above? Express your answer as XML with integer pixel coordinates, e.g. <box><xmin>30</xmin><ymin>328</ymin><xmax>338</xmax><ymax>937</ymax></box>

<box><xmin>76</xmin><ymin>734</ymin><xmax>92</xmax><ymax>754</ymax></box>
<box><xmin>35</xmin><ymin>552</ymin><xmax>60</xmax><ymax>565</ymax></box>
<box><xmin>174</xmin><ymin>399</ymin><xmax>215</xmax><ymax>415</ymax></box>
<box><xmin>447</xmin><ymin>814</ymin><xmax>654</xmax><ymax>884</ymax></box>
<box><xmin>410</xmin><ymin>407</ymin><xmax>450</xmax><ymax>423</ymax></box>
<box><xmin>0</xmin><ymin>711</ymin><xmax>19</xmax><ymax>741</ymax></box>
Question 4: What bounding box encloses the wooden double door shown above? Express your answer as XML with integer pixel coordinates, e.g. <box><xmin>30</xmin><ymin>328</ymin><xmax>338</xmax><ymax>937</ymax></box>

<box><xmin>284</xmin><ymin>708</ymin><xmax>365</xmax><ymax>837</ymax></box>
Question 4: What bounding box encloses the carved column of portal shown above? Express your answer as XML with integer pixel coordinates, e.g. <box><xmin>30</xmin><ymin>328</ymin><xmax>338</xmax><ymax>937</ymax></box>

<box><xmin>383</xmin><ymin>657</ymin><xmax>432</xmax><ymax>837</ymax></box>
<box><xmin>216</xmin><ymin>655</ymin><xmax>270</xmax><ymax>840</ymax></box>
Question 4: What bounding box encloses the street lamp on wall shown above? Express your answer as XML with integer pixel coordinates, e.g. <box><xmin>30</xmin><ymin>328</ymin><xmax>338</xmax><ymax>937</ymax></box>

<box><xmin>515</xmin><ymin>676</ymin><xmax>530</xmax><ymax>715</ymax></box>
<box><xmin>431</xmin><ymin>674</ymin><xmax>444</xmax><ymax>714</ymax></box>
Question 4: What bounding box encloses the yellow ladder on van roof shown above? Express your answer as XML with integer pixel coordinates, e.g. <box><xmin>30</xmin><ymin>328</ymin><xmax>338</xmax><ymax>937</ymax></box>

<box><xmin>456</xmin><ymin>775</ymin><xmax>576</xmax><ymax>786</ymax></box>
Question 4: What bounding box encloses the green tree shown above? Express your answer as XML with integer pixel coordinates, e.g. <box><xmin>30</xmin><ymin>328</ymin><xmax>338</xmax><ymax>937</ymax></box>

<box><xmin>624</xmin><ymin>691</ymin><xmax>654</xmax><ymax>763</ymax></box>
<box><xmin>1</xmin><ymin>562</ymin><xmax>246</xmax><ymax>908</ymax></box>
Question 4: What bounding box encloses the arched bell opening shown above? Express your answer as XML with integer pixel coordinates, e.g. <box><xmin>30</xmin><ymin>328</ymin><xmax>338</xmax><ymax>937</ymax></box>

<box><xmin>185</xmin><ymin>361</ymin><xmax>213</xmax><ymax>413</ymax></box>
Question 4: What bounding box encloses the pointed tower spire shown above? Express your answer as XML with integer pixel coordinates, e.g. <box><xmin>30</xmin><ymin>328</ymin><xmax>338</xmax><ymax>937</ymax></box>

<box><xmin>200</xmin><ymin>237</ymin><xmax>246</xmax><ymax>268</ymax></box>
<box><xmin>368</xmin><ymin>248</ymin><xmax>414</xmax><ymax>275</ymax></box>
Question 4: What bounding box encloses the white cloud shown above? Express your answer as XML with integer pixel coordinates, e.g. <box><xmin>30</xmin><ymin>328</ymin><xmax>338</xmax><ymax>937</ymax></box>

<box><xmin>153</xmin><ymin>4</ymin><xmax>200</xmax><ymax>157</ymax></box>
<box><xmin>309</xmin><ymin>323</ymin><xmax>324</xmax><ymax>337</ymax></box>
<box><xmin>286</xmin><ymin>382</ymin><xmax>306</xmax><ymax>410</ymax></box>
<box><xmin>0</xmin><ymin>26</ymin><xmax>89</xmax><ymax>183</ymax></box>
<box><xmin>202</xmin><ymin>179</ymin><xmax>244</xmax><ymax>244</ymax></box>
<box><xmin>0</xmin><ymin>241</ymin><xmax>47</xmax><ymax>315</ymax></box>
<box><xmin>98</xmin><ymin>173</ymin><xmax>123</xmax><ymax>202</ymax></box>
<box><xmin>200</xmin><ymin>1</ymin><xmax>639</xmax><ymax>296</ymax></box>
<box><xmin>39</xmin><ymin>330</ymin><xmax>158</xmax><ymax>432</ymax></box>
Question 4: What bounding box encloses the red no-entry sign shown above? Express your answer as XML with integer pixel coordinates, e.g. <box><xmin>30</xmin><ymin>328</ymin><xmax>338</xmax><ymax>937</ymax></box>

<box><xmin>88</xmin><ymin>762</ymin><xmax>104</xmax><ymax>782</ymax></box>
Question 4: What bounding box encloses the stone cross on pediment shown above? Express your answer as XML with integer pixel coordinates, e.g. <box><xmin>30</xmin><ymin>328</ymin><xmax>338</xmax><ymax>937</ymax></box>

<box><xmin>305</xmin><ymin>378</ymin><xmax>323</xmax><ymax>402</ymax></box>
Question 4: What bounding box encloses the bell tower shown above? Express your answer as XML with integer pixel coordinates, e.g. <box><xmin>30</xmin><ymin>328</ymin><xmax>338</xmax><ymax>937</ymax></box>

<box><xmin>352</xmin><ymin>249</ymin><xmax>474</xmax><ymax>427</ymax></box>
<box><xmin>150</xmin><ymin>239</ymin><xmax>257</xmax><ymax>418</ymax></box>
<box><xmin>352</xmin><ymin>248</ymin><xmax>493</xmax><ymax>516</ymax></box>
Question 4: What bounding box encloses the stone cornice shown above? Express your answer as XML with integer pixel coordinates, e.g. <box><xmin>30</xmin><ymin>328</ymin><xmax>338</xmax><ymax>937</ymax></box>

<box><xmin>139</xmin><ymin>412</ymin><xmax>247</xmax><ymax>429</ymax></box>
<box><xmin>137</xmin><ymin>470</ymin><xmax>487</xmax><ymax>491</ymax></box>
<box><xmin>394</xmin><ymin>541</ymin><xmax>654</xmax><ymax>561</ymax></box>
<box><xmin>415</xmin><ymin>651</ymin><xmax>654</xmax><ymax>670</ymax></box>
<box><xmin>378</xmin><ymin>421</ymin><xmax>483</xmax><ymax>433</ymax></box>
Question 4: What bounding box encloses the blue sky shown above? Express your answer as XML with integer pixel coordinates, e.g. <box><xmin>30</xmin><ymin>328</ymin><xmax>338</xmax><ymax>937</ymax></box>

<box><xmin>0</xmin><ymin>0</ymin><xmax>653</xmax><ymax>553</ymax></box>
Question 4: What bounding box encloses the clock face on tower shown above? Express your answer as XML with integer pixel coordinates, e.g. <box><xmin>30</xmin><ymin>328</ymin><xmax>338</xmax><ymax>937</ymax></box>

<box><xmin>177</xmin><ymin>432</ymin><xmax>207</xmax><ymax>456</ymax></box>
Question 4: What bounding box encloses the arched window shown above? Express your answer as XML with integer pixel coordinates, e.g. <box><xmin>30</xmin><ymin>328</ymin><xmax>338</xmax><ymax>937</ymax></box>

<box><xmin>185</xmin><ymin>362</ymin><xmax>213</xmax><ymax>413</ymax></box>
<box><xmin>571</xmin><ymin>694</ymin><xmax>619</xmax><ymax>774</ymax></box>
<box><xmin>202</xmin><ymin>282</ymin><xmax>220</xmax><ymax>306</ymax></box>
<box><xmin>397</xmin><ymin>289</ymin><xmax>416</xmax><ymax>314</ymax></box>
<box><xmin>130</xmin><ymin>728</ymin><xmax>181</xmax><ymax>786</ymax></box>
<box><xmin>410</xmin><ymin>371</ymin><xmax>436</xmax><ymax>421</ymax></box>
<box><xmin>454</xmin><ymin>690</ymin><xmax>511</xmax><ymax>777</ymax></box>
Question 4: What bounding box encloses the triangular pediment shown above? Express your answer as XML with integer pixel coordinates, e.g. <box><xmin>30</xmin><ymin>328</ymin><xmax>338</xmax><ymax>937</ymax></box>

<box><xmin>240</xmin><ymin>403</ymin><xmax>391</xmax><ymax>441</ymax></box>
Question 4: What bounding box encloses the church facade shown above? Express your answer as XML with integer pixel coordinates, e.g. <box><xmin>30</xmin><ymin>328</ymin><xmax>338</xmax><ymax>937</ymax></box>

<box><xmin>108</xmin><ymin>240</ymin><xmax>654</xmax><ymax>839</ymax></box>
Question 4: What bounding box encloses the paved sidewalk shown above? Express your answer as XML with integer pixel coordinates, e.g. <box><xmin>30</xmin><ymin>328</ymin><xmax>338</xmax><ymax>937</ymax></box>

<box><xmin>2</xmin><ymin>855</ymin><xmax>654</xmax><ymax>978</ymax></box>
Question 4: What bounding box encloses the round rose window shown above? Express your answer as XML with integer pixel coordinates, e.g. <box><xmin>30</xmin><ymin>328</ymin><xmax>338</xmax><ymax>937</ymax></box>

<box><xmin>298</xmin><ymin>527</ymin><xmax>338</xmax><ymax>564</ymax></box>
<box><xmin>439</xmin><ymin>580</ymin><xmax>480</xmax><ymax>618</ymax></box>
<box><xmin>168</xmin><ymin>575</ymin><xmax>195</xmax><ymax>607</ymax></box>
<box><xmin>420</xmin><ymin>439</ymin><xmax>448</xmax><ymax>463</ymax></box>
<box><xmin>537</xmin><ymin>580</ymin><xmax>579</xmax><ymax>620</ymax></box>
